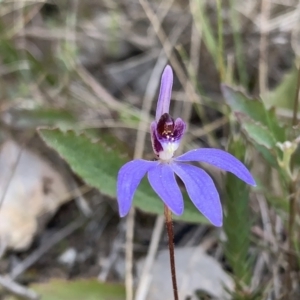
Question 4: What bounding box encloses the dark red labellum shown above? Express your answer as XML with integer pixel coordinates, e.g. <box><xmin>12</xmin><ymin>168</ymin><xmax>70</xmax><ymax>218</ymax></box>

<box><xmin>156</xmin><ymin>113</ymin><xmax>175</xmax><ymax>139</ymax></box>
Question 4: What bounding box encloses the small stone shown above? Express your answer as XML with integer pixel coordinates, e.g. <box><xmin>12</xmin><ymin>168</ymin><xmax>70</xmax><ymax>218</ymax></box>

<box><xmin>58</xmin><ymin>248</ymin><xmax>77</xmax><ymax>267</ymax></box>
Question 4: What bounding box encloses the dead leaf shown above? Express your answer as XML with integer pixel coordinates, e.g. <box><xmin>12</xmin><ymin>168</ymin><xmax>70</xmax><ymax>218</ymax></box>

<box><xmin>0</xmin><ymin>140</ymin><xmax>70</xmax><ymax>251</ymax></box>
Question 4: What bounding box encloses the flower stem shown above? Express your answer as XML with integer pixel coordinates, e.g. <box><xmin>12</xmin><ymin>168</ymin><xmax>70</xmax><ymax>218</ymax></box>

<box><xmin>164</xmin><ymin>205</ymin><xmax>179</xmax><ymax>300</ymax></box>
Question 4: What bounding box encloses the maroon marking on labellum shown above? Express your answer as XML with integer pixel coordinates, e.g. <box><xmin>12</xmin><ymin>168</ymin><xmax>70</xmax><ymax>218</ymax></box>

<box><xmin>157</xmin><ymin>113</ymin><xmax>175</xmax><ymax>139</ymax></box>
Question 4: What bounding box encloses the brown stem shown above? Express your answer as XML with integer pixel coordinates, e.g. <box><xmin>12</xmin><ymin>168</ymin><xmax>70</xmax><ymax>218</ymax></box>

<box><xmin>164</xmin><ymin>205</ymin><xmax>179</xmax><ymax>300</ymax></box>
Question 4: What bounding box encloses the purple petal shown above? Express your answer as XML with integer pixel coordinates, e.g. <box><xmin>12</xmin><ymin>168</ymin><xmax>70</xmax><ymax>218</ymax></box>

<box><xmin>175</xmin><ymin>149</ymin><xmax>256</xmax><ymax>186</ymax></box>
<box><xmin>156</xmin><ymin>65</ymin><xmax>173</xmax><ymax>121</ymax></box>
<box><xmin>147</xmin><ymin>163</ymin><xmax>183</xmax><ymax>215</ymax></box>
<box><xmin>174</xmin><ymin>118</ymin><xmax>186</xmax><ymax>139</ymax></box>
<box><xmin>117</xmin><ymin>160</ymin><xmax>158</xmax><ymax>217</ymax></box>
<box><xmin>171</xmin><ymin>162</ymin><xmax>222</xmax><ymax>227</ymax></box>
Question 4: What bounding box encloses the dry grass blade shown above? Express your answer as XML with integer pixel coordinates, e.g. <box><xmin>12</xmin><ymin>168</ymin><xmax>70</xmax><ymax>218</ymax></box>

<box><xmin>135</xmin><ymin>216</ymin><xmax>164</xmax><ymax>300</ymax></box>
<box><xmin>0</xmin><ymin>276</ymin><xmax>39</xmax><ymax>300</ymax></box>
<box><xmin>259</xmin><ymin>0</ymin><xmax>271</xmax><ymax>95</ymax></box>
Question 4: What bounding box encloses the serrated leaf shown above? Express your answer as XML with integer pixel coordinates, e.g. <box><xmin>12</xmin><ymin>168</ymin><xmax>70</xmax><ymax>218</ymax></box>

<box><xmin>30</xmin><ymin>279</ymin><xmax>125</xmax><ymax>300</ymax></box>
<box><xmin>221</xmin><ymin>85</ymin><xmax>286</xmax><ymax>142</ymax></box>
<box><xmin>39</xmin><ymin>128</ymin><xmax>209</xmax><ymax>224</ymax></box>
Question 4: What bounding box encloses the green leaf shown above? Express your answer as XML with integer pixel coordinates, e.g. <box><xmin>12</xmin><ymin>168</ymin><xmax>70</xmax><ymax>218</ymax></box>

<box><xmin>237</xmin><ymin>116</ymin><xmax>279</xmax><ymax>166</ymax></box>
<box><xmin>39</xmin><ymin>128</ymin><xmax>209</xmax><ymax>224</ymax></box>
<box><xmin>221</xmin><ymin>85</ymin><xmax>286</xmax><ymax>142</ymax></box>
<box><xmin>222</xmin><ymin>85</ymin><xmax>269</xmax><ymax>125</ymax></box>
<box><xmin>242</xmin><ymin>121</ymin><xmax>277</xmax><ymax>149</ymax></box>
<box><xmin>223</xmin><ymin>138</ymin><xmax>253</xmax><ymax>285</ymax></box>
<box><xmin>30</xmin><ymin>279</ymin><xmax>125</xmax><ymax>300</ymax></box>
<box><xmin>267</xmin><ymin>107</ymin><xmax>287</xmax><ymax>142</ymax></box>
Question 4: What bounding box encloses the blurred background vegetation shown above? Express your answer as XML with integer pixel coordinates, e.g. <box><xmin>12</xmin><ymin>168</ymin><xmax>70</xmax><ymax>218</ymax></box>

<box><xmin>0</xmin><ymin>0</ymin><xmax>300</xmax><ymax>299</ymax></box>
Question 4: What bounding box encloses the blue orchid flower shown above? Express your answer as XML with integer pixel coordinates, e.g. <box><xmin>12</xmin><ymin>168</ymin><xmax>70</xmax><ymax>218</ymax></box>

<box><xmin>117</xmin><ymin>65</ymin><xmax>255</xmax><ymax>226</ymax></box>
